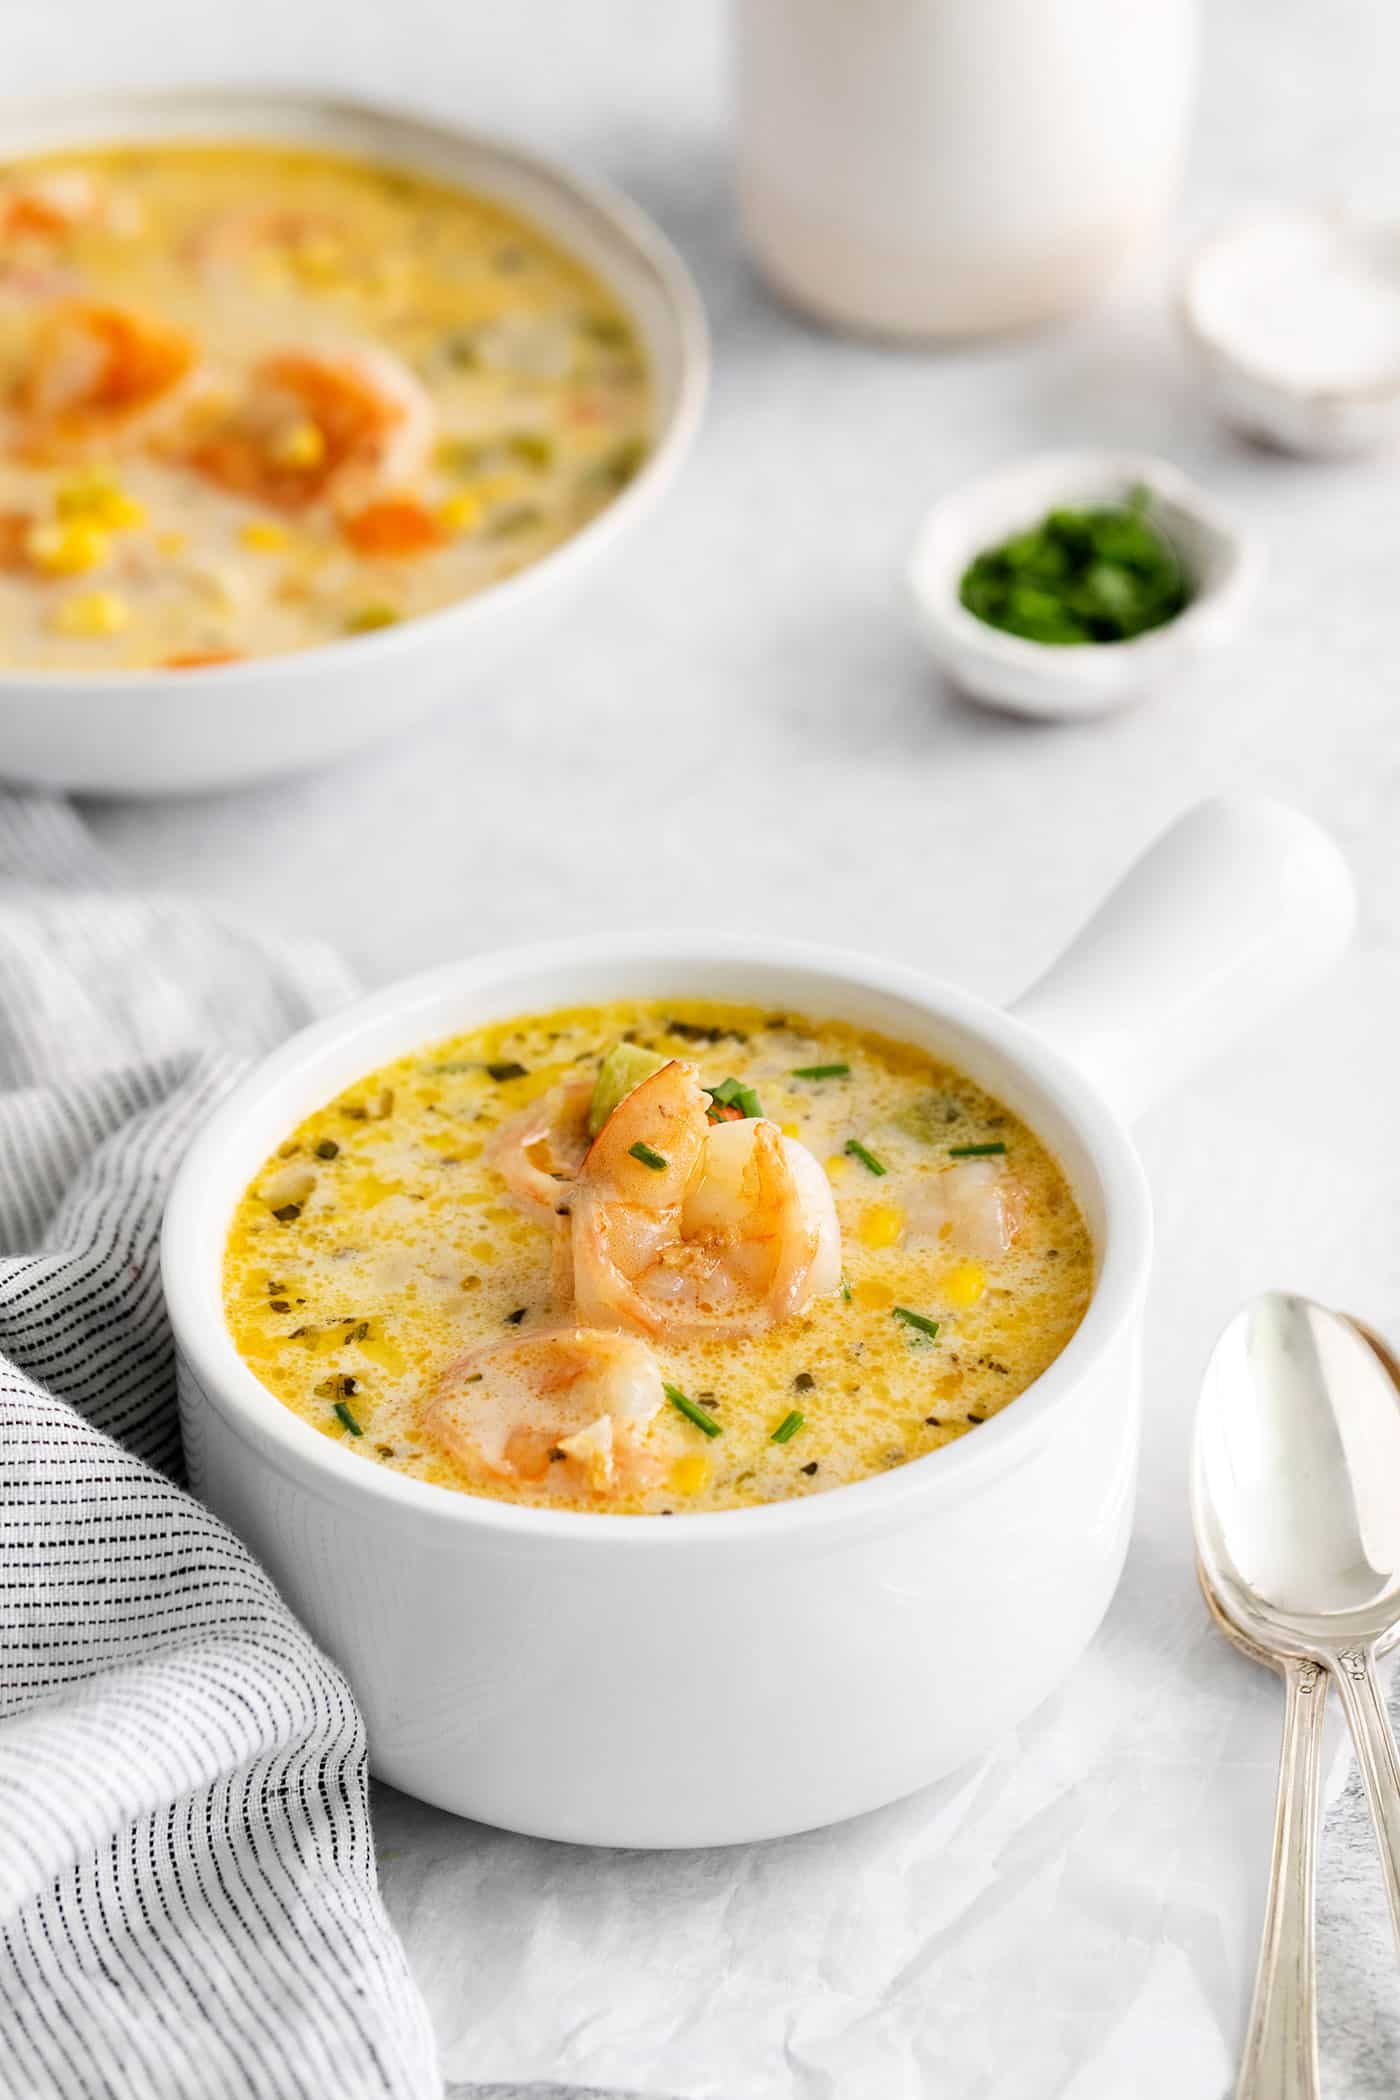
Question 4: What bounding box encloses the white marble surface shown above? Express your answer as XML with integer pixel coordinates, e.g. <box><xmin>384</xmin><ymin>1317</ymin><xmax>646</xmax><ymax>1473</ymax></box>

<box><xmin>13</xmin><ymin>1</ymin><xmax>1400</xmax><ymax>2091</ymax></box>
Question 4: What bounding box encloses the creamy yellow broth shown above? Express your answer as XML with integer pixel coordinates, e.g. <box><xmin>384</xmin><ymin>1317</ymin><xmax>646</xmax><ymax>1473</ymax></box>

<box><xmin>0</xmin><ymin>143</ymin><xmax>650</xmax><ymax>669</ymax></box>
<box><xmin>224</xmin><ymin>1002</ymin><xmax>1094</xmax><ymax>1514</ymax></box>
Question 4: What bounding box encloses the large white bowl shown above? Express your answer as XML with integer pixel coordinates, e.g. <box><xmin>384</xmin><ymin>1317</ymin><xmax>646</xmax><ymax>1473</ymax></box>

<box><xmin>162</xmin><ymin>796</ymin><xmax>1353</xmax><ymax>1848</ymax></box>
<box><xmin>0</xmin><ymin>88</ymin><xmax>708</xmax><ymax>796</ymax></box>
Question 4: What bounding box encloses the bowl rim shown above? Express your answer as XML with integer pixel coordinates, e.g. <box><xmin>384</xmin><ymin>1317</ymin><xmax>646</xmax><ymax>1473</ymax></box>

<box><xmin>0</xmin><ymin>81</ymin><xmax>710</xmax><ymax>694</ymax></box>
<box><xmin>906</xmin><ymin>447</ymin><xmax>1257</xmax><ymax>686</ymax></box>
<box><xmin>161</xmin><ymin>931</ymin><xmax>1154</xmax><ymax>1552</ymax></box>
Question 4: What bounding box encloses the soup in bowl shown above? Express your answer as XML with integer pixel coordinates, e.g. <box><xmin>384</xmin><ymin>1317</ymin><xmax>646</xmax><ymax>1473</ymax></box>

<box><xmin>0</xmin><ymin>90</ymin><xmax>706</xmax><ymax>792</ymax></box>
<box><xmin>164</xmin><ymin>801</ymin><xmax>1353</xmax><ymax>1845</ymax></box>
<box><xmin>224</xmin><ymin>1000</ymin><xmax>1094</xmax><ymax>1515</ymax></box>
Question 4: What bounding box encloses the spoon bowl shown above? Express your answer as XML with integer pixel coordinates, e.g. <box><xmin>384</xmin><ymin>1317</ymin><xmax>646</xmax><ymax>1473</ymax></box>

<box><xmin>1194</xmin><ymin>1293</ymin><xmax>1400</xmax><ymax>1652</ymax></box>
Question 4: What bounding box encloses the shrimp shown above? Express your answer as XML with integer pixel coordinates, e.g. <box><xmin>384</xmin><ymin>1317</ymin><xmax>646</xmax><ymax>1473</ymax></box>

<box><xmin>0</xmin><ymin>170</ymin><xmax>107</xmax><ymax>243</ymax></box>
<box><xmin>904</xmin><ymin>1159</ymin><xmax>1024</xmax><ymax>1260</ymax></box>
<box><xmin>486</xmin><ymin>1074</ymin><xmax>594</xmax><ymax>1224</ymax></box>
<box><xmin>568</xmin><ymin>1061</ymin><xmax>842</xmax><ymax>1340</ymax></box>
<box><xmin>10</xmin><ymin>302</ymin><xmax>196</xmax><ymax>458</ymax></box>
<box><xmin>185</xmin><ymin>343</ymin><xmax>435</xmax><ymax>513</ymax></box>
<box><xmin>421</xmin><ymin>1327</ymin><xmax>667</xmax><ymax>1495</ymax></box>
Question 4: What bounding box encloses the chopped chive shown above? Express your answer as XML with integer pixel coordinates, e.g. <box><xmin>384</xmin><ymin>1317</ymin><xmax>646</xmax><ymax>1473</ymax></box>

<box><xmin>272</xmin><ymin>1203</ymin><xmax>302</xmax><ymax>1223</ymax></box>
<box><xmin>706</xmin><ymin>1076</ymin><xmax>764</xmax><ymax>1119</ymax></box>
<box><xmin>314</xmin><ymin>1138</ymin><xmax>340</xmax><ymax>1160</ymax></box>
<box><xmin>628</xmin><ymin>1140</ymin><xmax>668</xmax><ymax>1171</ymax></box>
<box><xmin>664</xmin><ymin>1382</ymin><xmax>722</xmax><ymax>1438</ymax></box>
<box><xmin>844</xmin><ymin>1138</ymin><xmax>887</xmax><ymax>1177</ymax></box>
<box><xmin>892</xmin><ymin>1306</ymin><xmax>941</xmax><ymax>1341</ymax></box>
<box><xmin>334</xmin><ymin>1400</ymin><xmax>363</xmax><ymax>1437</ymax></box>
<box><xmin>486</xmin><ymin>1060</ymin><xmax>528</xmax><ymax>1082</ymax></box>
<box><xmin>840</xmin><ymin>1278</ymin><xmax>853</xmax><ymax>1304</ymax></box>
<box><xmin>790</xmin><ymin>1063</ymin><xmax>850</xmax><ymax>1081</ymax></box>
<box><xmin>948</xmin><ymin>1141</ymin><xmax>1006</xmax><ymax>1157</ymax></box>
<box><xmin>771</xmin><ymin>1409</ymin><xmax>805</xmax><ymax>1444</ymax></box>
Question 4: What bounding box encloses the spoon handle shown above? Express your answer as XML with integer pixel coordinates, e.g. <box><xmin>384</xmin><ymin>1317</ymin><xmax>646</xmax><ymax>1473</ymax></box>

<box><xmin>1236</xmin><ymin>1655</ymin><xmax>1327</xmax><ymax>2100</ymax></box>
<box><xmin>1331</xmin><ymin>1643</ymin><xmax>1400</xmax><ymax>1954</ymax></box>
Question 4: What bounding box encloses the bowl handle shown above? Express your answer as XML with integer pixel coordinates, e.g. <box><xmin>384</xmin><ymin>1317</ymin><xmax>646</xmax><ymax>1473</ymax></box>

<box><xmin>1009</xmin><ymin>795</ymin><xmax>1355</xmax><ymax>1123</ymax></box>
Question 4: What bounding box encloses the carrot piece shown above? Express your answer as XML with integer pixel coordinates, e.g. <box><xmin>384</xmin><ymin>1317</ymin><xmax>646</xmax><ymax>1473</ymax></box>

<box><xmin>0</xmin><ymin>511</ymin><xmax>34</xmax><ymax>569</ymax></box>
<box><xmin>162</xmin><ymin>649</ymin><xmax>243</xmax><ymax>670</ymax></box>
<box><xmin>342</xmin><ymin>498</ymin><xmax>444</xmax><ymax>558</ymax></box>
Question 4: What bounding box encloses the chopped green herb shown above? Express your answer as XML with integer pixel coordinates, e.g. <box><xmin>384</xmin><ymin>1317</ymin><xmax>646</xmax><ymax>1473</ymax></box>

<box><xmin>841</xmin><ymin>1278</ymin><xmax>853</xmax><ymax>1304</ymax></box>
<box><xmin>948</xmin><ymin>1141</ymin><xmax>1006</xmax><ymax>1158</ymax></box>
<box><xmin>314</xmin><ymin>1139</ymin><xmax>340</xmax><ymax>1160</ymax></box>
<box><xmin>771</xmin><ymin>1410</ymin><xmax>805</xmax><ymax>1445</ymax></box>
<box><xmin>504</xmin><ymin>1307</ymin><xmax>528</xmax><ymax>1325</ymax></box>
<box><xmin>487</xmin><ymin>1061</ymin><xmax>529</xmax><ymax>1083</ymax></box>
<box><xmin>272</xmin><ymin>1203</ymin><xmax>302</xmax><ymax>1224</ymax></box>
<box><xmin>315</xmin><ymin>1374</ymin><xmax>358</xmax><ymax>1401</ymax></box>
<box><xmin>800</xmin><ymin>1461</ymin><xmax>819</xmax><ymax>1477</ymax></box>
<box><xmin>959</xmin><ymin>491</ymin><xmax>1188</xmax><ymax>646</ymax></box>
<box><xmin>707</xmin><ymin>1077</ymin><xmax>764</xmax><ymax>1120</ymax></box>
<box><xmin>791</xmin><ymin>1063</ymin><xmax>850</xmax><ymax>1080</ymax></box>
<box><xmin>894</xmin><ymin>1094</ymin><xmax>963</xmax><ymax>1143</ymax></box>
<box><xmin>664</xmin><ymin>1382</ymin><xmax>722</xmax><ymax>1438</ymax></box>
<box><xmin>844</xmin><ymin>1138</ymin><xmax>887</xmax><ymax>1177</ymax></box>
<box><xmin>505</xmin><ymin>431</ymin><xmax>555</xmax><ymax>471</ymax></box>
<box><xmin>628</xmin><ymin>1140</ymin><xmax>668</xmax><ymax>1172</ymax></box>
<box><xmin>793</xmin><ymin>1371</ymin><xmax>816</xmax><ymax>1393</ymax></box>
<box><xmin>344</xmin><ymin>603</ymin><xmax>399</xmax><ymax>635</ymax></box>
<box><xmin>487</xmin><ymin>503</ymin><xmax>543</xmax><ymax>539</ymax></box>
<box><xmin>333</xmin><ymin>1399</ymin><xmax>363</xmax><ymax>1436</ymax></box>
<box><xmin>593</xmin><ymin>435</ymin><xmax>647</xmax><ymax>491</ymax></box>
<box><xmin>582</xmin><ymin>313</ymin><xmax>631</xmax><ymax>350</ymax></box>
<box><xmin>269</xmin><ymin>1298</ymin><xmax>290</xmax><ymax>1314</ymax></box>
<box><xmin>892</xmin><ymin>1306</ymin><xmax>941</xmax><ymax>1341</ymax></box>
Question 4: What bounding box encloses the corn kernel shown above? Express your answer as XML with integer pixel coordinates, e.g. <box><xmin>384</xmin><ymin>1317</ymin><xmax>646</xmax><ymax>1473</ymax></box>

<box><xmin>239</xmin><ymin>519</ymin><xmax>291</xmax><ymax>553</ymax></box>
<box><xmin>669</xmin><ymin>1453</ymin><xmax>709</xmax><ymax>1496</ymax></box>
<box><xmin>293</xmin><ymin>235</ymin><xmax>348</xmax><ymax>285</ymax></box>
<box><xmin>780</xmin><ymin>1121</ymin><xmax>800</xmax><ymax>1140</ymax></box>
<box><xmin>28</xmin><ymin>519</ymin><xmax>110</xmax><ymax>575</ymax></box>
<box><xmin>858</xmin><ymin>1202</ymin><xmax>905</xmax><ymax>1251</ymax></box>
<box><xmin>345</xmin><ymin>603</ymin><xmax>399</xmax><ymax>635</ymax></box>
<box><xmin>56</xmin><ymin>472</ymin><xmax>145</xmax><ymax>530</ymax></box>
<box><xmin>942</xmin><ymin>1260</ymin><xmax>987</xmax><ymax>1308</ymax></box>
<box><xmin>53</xmin><ymin>589</ymin><xmax>128</xmax><ymax>637</ymax></box>
<box><xmin>437</xmin><ymin>489</ymin><xmax>483</xmax><ymax>535</ymax></box>
<box><xmin>270</xmin><ymin>419</ymin><xmax>326</xmax><ymax>469</ymax></box>
<box><xmin>825</xmin><ymin>1154</ymin><xmax>849</xmax><ymax>1182</ymax></box>
<box><xmin>852</xmin><ymin>1277</ymin><xmax>895</xmax><ymax>1311</ymax></box>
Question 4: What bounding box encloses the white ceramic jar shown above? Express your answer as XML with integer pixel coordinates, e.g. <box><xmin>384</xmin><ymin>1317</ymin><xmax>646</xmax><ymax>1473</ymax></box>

<box><xmin>735</xmin><ymin>0</ymin><xmax>1197</xmax><ymax>340</ymax></box>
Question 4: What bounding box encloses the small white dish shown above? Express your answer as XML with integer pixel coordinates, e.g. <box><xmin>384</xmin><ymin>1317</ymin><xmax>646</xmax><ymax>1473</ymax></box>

<box><xmin>907</xmin><ymin>451</ymin><xmax>1259</xmax><ymax>721</ymax></box>
<box><xmin>0</xmin><ymin>87</ymin><xmax>708</xmax><ymax>797</ymax></box>
<box><xmin>1183</xmin><ymin>206</ymin><xmax>1400</xmax><ymax>457</ymax></box>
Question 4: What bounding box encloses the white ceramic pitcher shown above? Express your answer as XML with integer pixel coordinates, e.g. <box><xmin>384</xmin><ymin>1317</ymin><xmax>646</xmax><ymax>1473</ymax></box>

<box><xmin>735</xmin><ymin>0</ymin><xmax>1197</xmax><ymax>340</ymax></box>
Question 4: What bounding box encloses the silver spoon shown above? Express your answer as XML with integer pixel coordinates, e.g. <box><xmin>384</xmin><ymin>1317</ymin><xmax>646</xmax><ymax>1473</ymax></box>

<box><xmin>1193</xmin><ymin>1291</ymin><xmax>1400</xmax><ymax>2100</ymax></box>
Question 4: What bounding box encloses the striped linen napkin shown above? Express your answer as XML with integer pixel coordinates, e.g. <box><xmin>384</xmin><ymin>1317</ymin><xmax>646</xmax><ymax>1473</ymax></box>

<box><xmin>0</xmin><ymin>793</ymin><xmax>668</xmax><ymax>2100</ymax></box>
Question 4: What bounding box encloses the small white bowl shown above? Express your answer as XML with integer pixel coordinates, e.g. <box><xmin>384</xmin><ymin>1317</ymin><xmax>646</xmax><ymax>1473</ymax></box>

<box><xmin>907</xmin><ymin>451</ymin><xmax>1259</xmax><ymax>721</ymax></box>
<box><xmin>1182</xmin><ymin>206</ymin><xmax>1400</xmax><ymax>457</ymax></box>
<box><xmin>0</xmin><ymin>88</ymin><xmax>708</xmax><ymax>797</ymax></box>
